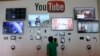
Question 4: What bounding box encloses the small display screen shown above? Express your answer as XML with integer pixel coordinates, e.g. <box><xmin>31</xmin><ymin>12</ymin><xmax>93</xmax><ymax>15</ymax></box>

<box><xmin>74</xmin><ymin>8</ymin><xmax>95</xmax><ymax>20</ymax></box>
<box><xmin>78</xmin><ymin>21</ymin><xmax>99</xmax><ymax>33</ymax></box>
<box><xmin>6</xmin><ymin>8</ymin><xmax>26</xmax><ymax>20</ymax></box>
<box><xmin>28</xmin><ymin>14</ymin><xmax>49</xmax><ymax>27</ymax></box>
<box><xmin>3</xmin><ymin>21</ymin><xmax>24</xmax><ymax>34</ymax></box>
<box><xmin>52</xmin><ymin>18</ymin><xmax>73</xmax><ymax>31</ymax></box>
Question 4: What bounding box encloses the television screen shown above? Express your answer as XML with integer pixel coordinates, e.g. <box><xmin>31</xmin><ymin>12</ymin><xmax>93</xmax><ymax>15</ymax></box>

<box><xmin>3</xmin><ymin>21</ymin><xmax>24</xmax><ymax>34</ymax></box>
<box><xmin>74</xmin><ymin>7</ymin><xmax>95</xmax><ymax>20</ymax></box>
<box><xmin>51</xmin><ymin>18</ymin><xmax>73</xmax><ymax>31</ymax></box>
<box><xmin>28</xmin><ymin>14</ymin><xmax>49</xmax><ymax>27</ymax></box>
<box><xmin>6</xmin><ymin>8</ymin><xmax>26</xmax><ymax>20</ymax></box>
<box><xmin>78</xmin><ymin>21</ymin><xmax>99</xmax><ymax>33</ymax></box>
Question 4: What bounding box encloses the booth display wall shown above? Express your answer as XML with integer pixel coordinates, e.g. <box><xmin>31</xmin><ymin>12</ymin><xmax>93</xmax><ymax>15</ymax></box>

<box><xmin>0</xmin><ymin>0</ymin><xmax>99</xmax><ymax>56</ymax></box>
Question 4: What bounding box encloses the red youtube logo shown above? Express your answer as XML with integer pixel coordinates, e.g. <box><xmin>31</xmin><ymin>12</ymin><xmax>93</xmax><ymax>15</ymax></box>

<box><xmin>47</xmin><ymin>1</ymin><xmax>65</xmax><ymax>13</ymax></box>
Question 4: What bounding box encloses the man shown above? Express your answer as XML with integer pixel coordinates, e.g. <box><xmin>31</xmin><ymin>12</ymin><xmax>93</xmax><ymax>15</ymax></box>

<box><xmin>35</xmin><ymin>16</ymin><xmax>41</xmax><ymax>26</ymax></box>
<box><xmin>47</xmin><ymin>36</ymin><xmax>58</xmax><ymax>56</ymax></box>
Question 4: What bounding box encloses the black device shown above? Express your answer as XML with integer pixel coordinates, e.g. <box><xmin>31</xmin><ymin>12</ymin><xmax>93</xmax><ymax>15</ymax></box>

<box><xmin>4</xmin><ymin>37</ymin><xmax>8</xmax><ymax>40</ymax></box>
<box><xmin>87</xmin><ymin>45</ymin><xmax>91</xmax><ymax>50</ymax></box>
<box><xmin>30</xmin><ymin>35</ymin><xmax>34</xmax><ymax>40</ymax></box>
<box><xmin>44</xmin><ymin>29</ymin><xmax>46</xmax><ymax>33</ymax></box>
<box><xmin>11</xmin><ymin>45</ymin><xmax>16</xmax><ymax>50</ymax></box>
<box><xmin>86</xmin><ymin>36</ymin><xmax>90</xmax><ymax>41</ymax></box>
<box><xmin>19</xmin><ymin>37</ymin><xmax>22</xmax><ymax>39</ymax></box>
<box><xmin>68</xmin><ymin>38</ymin><xmax>71</xmax><ymax>42</ymax></box>
<box><xmin>36</xmin><ymin>45</ymin><xmax>41</xmax><ymax>50</ymax></box>
<box><xmin>6</xmin><ymin>8</ymin><xmax>26</xmax><ymax>20</ymax></box>
<box><xmin>61</xmin><ymin>37</ymin><xmax>65</xmax><ymax>43</ymax></box>
<box><xmin>80</xmin><ymin>37</ymin><xmax>84</xmax><ymax>40</ymax></box>
<box><xmin>68</xmin><ymin>33</ymin><xmax>71</xmax><ymax>35</ymax></box>
<box><xmin>61</xmin><ymin>45</ymin><xmax>65</xmax><ymax>50</ymax></box>
<box><xmin>11</xmin><ymin>36</ymin><xmax>16</xmax><ymax>40</ymax></box>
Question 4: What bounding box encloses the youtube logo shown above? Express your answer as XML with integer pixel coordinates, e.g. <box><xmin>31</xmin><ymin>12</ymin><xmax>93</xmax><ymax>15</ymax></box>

<box><xmin>35</xmin><ymin>1</ymin><xmax>65</xmax><ymax>13</ymax></box>
<box><xmin>47</xmin><ymin>1</ymin><xmax>65</xmax><ymax>13</ymax></box>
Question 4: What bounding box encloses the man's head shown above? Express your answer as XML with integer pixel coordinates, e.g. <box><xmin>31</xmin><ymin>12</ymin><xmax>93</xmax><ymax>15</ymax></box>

<box><xmin>48</xmin><ymin>36</ymin><xmax>53</xmax><ymax>42</ymax></box>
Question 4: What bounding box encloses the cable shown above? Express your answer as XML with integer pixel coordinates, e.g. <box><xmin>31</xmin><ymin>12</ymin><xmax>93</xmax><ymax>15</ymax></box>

<box><xmin>36</xmin><ymin>50</ymin><xmax>39</xmax><ymax>56</ymax></box>
<box><xmin>61</xmin><ymin>45</ymin><xmax>65</xmax><ymax>56</ymax></box>
<box><xmin>62</xmin><ymin>50</ymin><xmax>64</xmax><ymax>56</ymax></box>
<box><xmin>88</xmin><ymin>47</ymin><xmax>95</xmax><ymax>56</ymax></box>
<box><xmin>87</xmin><ymin>44</ymin><xmax>96</xmax><ymax>56</ymax></box>
<box><xmin>11</xmin><ymin>50</ymin><xmax>15</xmax><ymax>56</ymax></box>
<box><xmin>92</xmin><ymin>40</ymin><xmax>97</xmax><ymax>56</ymax></box>
<box><xmin>36</xmin><ymin>45</ymin><xmax>42</xmax><ymax>56</ymax></box>
<box><xmin>88</xmin><ymin>38</ymin><xmax>98</xmax><ymax>56</ymax></box>
<box><xmin>87</xmin><ymin>50</ymin><xmax>90</xmax><ymax>56</ymax></box>
<box><xmin>87</xmin><ymin>44</ymin><xmax>91</xmax><ymax>56</ymax></box>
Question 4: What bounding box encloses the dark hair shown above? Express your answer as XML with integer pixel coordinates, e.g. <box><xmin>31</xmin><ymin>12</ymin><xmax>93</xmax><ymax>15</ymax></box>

<box><xmin>54</xmin><ymin>38</ymin><xmax>57</xmax><ymax>42</ymax></box>
<box><xmin>48</xmin><ymin>36</ymin><xmax>53</xmax><ymax>42</ymax></box>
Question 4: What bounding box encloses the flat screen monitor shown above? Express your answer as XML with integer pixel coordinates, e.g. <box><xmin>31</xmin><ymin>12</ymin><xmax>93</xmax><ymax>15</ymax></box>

<box><xmin>78</xmin><ymin>20</ymin><xmax>99</xmax><ymax>33</ymax></box>
<box><xmin>6</xmin><ymin>8</ymin><xmax>26</xmax><ymax>20</ymax></box>
<box><xmin>74</xmin><ymin>7</ymin><xmax>95</xmax><ymax>20</ymax></box>
<box><xmin>28</xmin><ymin>14</ymin><xmax>49</xmax><ymax>27</ymax></box>
<box><xmin>51</xmin><ymin>18</ymin><xmax>73</xmax><ymax>31</ymax></box>
<box><xmin>3</xmin><ymin>21</ymin><xmax>24</xmax><ymax>34</ymax></box>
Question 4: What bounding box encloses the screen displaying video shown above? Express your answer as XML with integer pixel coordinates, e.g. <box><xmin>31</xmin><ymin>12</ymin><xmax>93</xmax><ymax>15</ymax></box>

<box><xmin>78</xmin><ymin>21</ymin><xmax>99</xmax><ymax>33</ymax></box>
<box><xmin>6</xmin><ymin>8</ymin><xmax>26</xmax><ymax>20</ymax></box>
<box><xmin>3</xmin><ymin>21</ymin><xmax>24</xmax><ymax>34</ymax></box>
<box><xmin>52</xmin><ymin>18</ymin><xmax>73</xmax><ymax>31</ymax></box>
<box><xmin>74</xmin><ymin>7</ymin><xmax>95</xmax><ymax>20</ymax></box>
<box><xmin>28</xmin><ymin>14</ymin><xmax>49</xmax><ymax>27</ymax></box>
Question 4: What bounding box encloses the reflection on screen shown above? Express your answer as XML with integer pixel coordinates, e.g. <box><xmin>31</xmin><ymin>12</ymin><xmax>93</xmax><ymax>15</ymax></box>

<box><xmin>52</xmin><ymin>18</ymin><xmax>73</xmax><ymax>30</ymax></box>
<box><xmin>3</xmin><ymin>21</ymin><xmax>23</xmax><ymax>34</ymax></box>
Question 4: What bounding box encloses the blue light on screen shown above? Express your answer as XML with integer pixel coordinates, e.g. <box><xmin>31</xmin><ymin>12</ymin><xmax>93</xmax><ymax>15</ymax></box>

<box><xmin>3</xmin><ymin>21</ymin><xmax>23</xmax><ymax>34</ymax></box>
